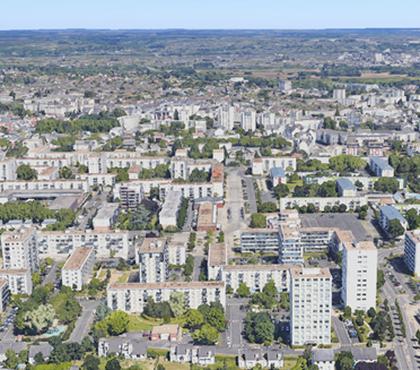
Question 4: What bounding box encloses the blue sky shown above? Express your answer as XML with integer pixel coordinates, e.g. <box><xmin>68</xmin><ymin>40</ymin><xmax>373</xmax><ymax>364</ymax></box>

<box><xmin>1</xmin><ymin>0</ymin><xmax>419</xmax><ymax>30</ymax></box>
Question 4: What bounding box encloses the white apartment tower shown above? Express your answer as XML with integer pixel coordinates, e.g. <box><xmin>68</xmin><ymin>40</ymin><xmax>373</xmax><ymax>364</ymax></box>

<box><xmin>290</xmin><ymin>267</ymin><xmax>332</xmax><ymax>346</ymax></box>
<box><xmin>333</xmin><ymin>89</ymin><xmax>346</xmax><ymax>103</ymax></box>
<box><xmin>136</xmin><ymin>238</ymin><xmax>168</xmax><ymax>283</ymax></box>
<box><xmin>404</xmin><ymin>230</ymin><xmax>420</xmax><ymax>277</ymax></box>
<box><xmin>341</xmin><ymin>241</ymin><xmax>377</xmax><ymax>312</ymax></box>
<box><xmin>240</xmin><ymin>110</ymin><xmax>256</xmax><ymax>132</ymax></box>
<box><xmin>1</xmin><ymin>228</ymin><xmax>38</xmax><ymax>273</ymax></box>
<box><xmin>62</xmin><ymin>247</ymin><xmax>96</xmax><ymax>291</ymax></box>
<box><xmin>217</xmin><ymin>106</ymin><xmax>235</xmax><ymax>131</ymax></box>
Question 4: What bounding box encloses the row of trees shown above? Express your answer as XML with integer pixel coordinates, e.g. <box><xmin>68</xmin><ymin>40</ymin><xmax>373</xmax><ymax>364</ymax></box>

<box><xmin>36</xmin><ymin>115</ymin><xmax>119</xmax><ymax>135</ymax></box>
<box><xmin>0</xmin><ymin>201</ymin><xmax>75</xmax><ymax>230</ymax></box>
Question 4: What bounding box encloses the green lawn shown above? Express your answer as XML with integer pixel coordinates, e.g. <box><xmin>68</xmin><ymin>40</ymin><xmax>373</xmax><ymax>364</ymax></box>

<box><xmin>127</xmin><ymin>315</ymin><xmax>164</xmax><ymax>332</ymax></box>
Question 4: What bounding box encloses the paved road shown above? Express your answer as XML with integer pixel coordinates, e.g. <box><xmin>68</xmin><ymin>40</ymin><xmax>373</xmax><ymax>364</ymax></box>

<box><xmin>42</xmin><ymin>262</ymin><xmax>58</xmax><ymax>286</ymax></box>
<box><xmin>68</xmin><ymin>300</ymin><xmax>100</xmax><ymax>342</ymax></box>
<box><xmin>241</xmin><ymin>173</ymin><xmax>257</xmax><ymax>214</ymax></box>
<box><xmin>226</xmin><ymin>298</ymin><xmax>247</xmax><ymax>349</ymax></box>
<box><xmin>182</xmin><ymin>202</ymin><xmax>193</xmax><ymax>232</ymax></box>
<box><xmin>193</xmin><ymin>256</ymin><xmax>204</xmax><ymax>281</ymax></box>
<box><xmin>0</xmin><ymin>308</ymin><xmax>16</xmax><ymax>342</ymax></box>
<box><xmin>332</xmin><ymin>315</ymin><xmax>351</xmax><ymax>346</ymax></box>
<box><xmin>382</xmin><ymin>278</ymin><xmax>417</xmax><ymax>369</ymax></box>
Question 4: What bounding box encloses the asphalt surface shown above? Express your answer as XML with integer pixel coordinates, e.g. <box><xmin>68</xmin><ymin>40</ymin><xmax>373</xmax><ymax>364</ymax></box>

<box><xmin>68</xmin><ymin>300</ymin><xmax>100</xmax><ymax>342</ymax></box>
<box><xmin>332</xmin><ymin>315</ymin><xmax>351</xmax><ymax>346</ymax></box>
<box><xmin>42</xmin><ymin>262</ymin><xmax>59</xmax><ymax>286</ymax></box>
<box><xmin>225</xmin><ymin>298</ymin><xmax>247</xmax><ymax>349</ymax></box>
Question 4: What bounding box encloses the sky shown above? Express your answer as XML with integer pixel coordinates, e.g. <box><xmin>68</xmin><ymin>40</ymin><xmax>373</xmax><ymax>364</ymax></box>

<box><xmin>1</xmin><ymin>0</ymin><xmax>420</xmax><ymax>30</ymax></box>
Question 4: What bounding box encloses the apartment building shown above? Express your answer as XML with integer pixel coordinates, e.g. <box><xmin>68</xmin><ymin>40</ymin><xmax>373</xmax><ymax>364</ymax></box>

<box><xmin>207</xmin><ymin>243</ymin><xmax>228</xmax><ymax>280</ymax></box>
<box><xmin>167</xmin><ymin>241</ymin><xmax>186</xmax><ymax>266</ymax></box>
<box><xmin>0</xmin><ymin>157</ymin><xmax>17</xmax><ymax>181</ymax></box>
<box><xmin>159</xmin><ymin>190</ymin><xmax>182</xmax><ymax>229</ymax></box>
<box><xmin>240</xmin><ymin>229</ymin><xmax>280</xmax><ymax>253</ymax></box>
<box><xmin>1</xmin><ymin>228</ymin><xmax>38</xmax><ymax>272</ymax></box>
<box><xmin>92</xmin><ymin>203</ymin><xmax>120</xmax><ymax>231</ymax></box>
<box><xmin>279</xmin><ymin>196</ymin><xmax>368</xmax><ymax>212</ymax></box>
<box><xmin>222</xmin><ymin>264</ymin><xmax>290</xmax><ymax>293</ymax></box>
<box><xmin>279</xmin><ymin>223</ymin><xmax>303</xmax><ymax>264</ymax></box>
<box><xmin>217</xmin><ymin>106</ymin><xmax>235</xmax><ymax>131</ymax></box>
<box><xmin>107</xmin><ymin>281</ymin><xmax>226</xmax><ymax>313</ymax></box>
<box><xmin>404</xmin><ymin>230</ymin><xmax>420</xmax><ymax>277</ymax></box>
<box><xmin>136</xmin><ymin>238</ymin><xmax>168</xmax><ymax>283</ymax></box>
<box><xmin>342</xmin><ymin>241</ymin><xmax>377</xmax><ymax>312</ymax></box>
<box><xmin>119</xmin><ymin>183</ymin><xmax>144</xmax><ymax>210</ymax></box>
<box><xmin>0</xmin><ymin>269</ymin><xmax>33</xmax><ymax>295</ymax></box>
<box><xmin>369</xmin><ymin>156</ymin><xmax>394</xmax><ymax>177</ymax></box>
<box><xmin>240</xmin><ymin>110</ymin><xmax>256</xmax><ymax>132</ymax></box>
<box><xmin>290</xmin><ymin>267</ymin><xmax>332</xmax><ymax>345</ymax></box>
<box><xmin>336</xmin><ymin>178</ymin><xmax>357</xmax><ymax>197</ymax></box>
<box><xmin>252</xmin><ymin>157</ymin><xmax>297</xmax><ymax>176</ymax></box>
<box><xmin>379</xmin><ymin>205</ymin><xmax>408</xmax><ymax>232</ymax></box>
<box><xmin>37</xmin><ymin>230</ymin><xmax>134</xmax><ymax>260</ymax></box>
<box><xmin>170</xmin><ymin>157</ymin><xmax>213</xmax><ymax>181</ymax></box>
<box><xmin>0</xmin><ymin>179</ymin><xmax>89</xmax><ymax>193</ymax></box>
<box><xmin>62</xmin><ymin>247</ymin><xmax>96</xmax><ymax>291</ymax></box>
<box><xmin>87</xmin><ymin>152</ymin><xmax>168</xmax><ymax>174</ymax></box>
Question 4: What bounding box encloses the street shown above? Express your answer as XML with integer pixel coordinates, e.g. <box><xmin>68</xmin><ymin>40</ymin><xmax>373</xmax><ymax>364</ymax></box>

<box><xmin>225</xmin><ymin>297</ymin><xmax>247</xmax><ymax>349</ymax></box>
<box><xmin>68</xmin><ymin>300</ymin><xmax>100</xmax><ymax>342</ymax></box>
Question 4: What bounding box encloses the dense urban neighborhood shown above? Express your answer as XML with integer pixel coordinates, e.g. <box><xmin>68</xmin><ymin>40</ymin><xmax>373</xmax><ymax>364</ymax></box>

<box><xmin>0</xmin><ymin>28</ymin><xmax>418</xmax><ymax>370</ymax></box>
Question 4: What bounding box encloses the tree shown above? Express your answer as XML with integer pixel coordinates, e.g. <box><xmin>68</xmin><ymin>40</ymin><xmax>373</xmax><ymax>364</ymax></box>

<box><xmin>387</xmin><ymin>219</ymin><xmax>404</xmax><ymax>239</ymax></box>
<box><xmin>329</xmin><ymin>155</ymin><xmax>366</xmax><ymax>173</ymax></box>
<box><xmin>343</xmin><ymin>306</ymin><xmax>352</xmax><ymax>319</ymax></box>
<box><xmin>262</xmin><ymin>280</ymin><xmax>277</xmax><ymax>298</ymax></box>
<box><xmin>367</xmin><ymin>307</ymin><xmax>376</xmax><ymax>319</ymax></box>
<box><xmin>406</xmin><ymin>208</ymin><xmax>420</xmax><ymax>230</ymax></box>
<box><xmin>22</xmin><ymin>304</ymin><xmax>55</xmax><ymax>334</ymax></box>
<box><xmin>374</xmin><ymin>177</ymin><xmax>400</xmax><ymax>194</ymax></box>
<box><xmin>106</xmin><ymin>311</ymin><xmax>129</xmax><ymax>336</ymax></box>
<box><xmin>16</xmin><ymin>164</ymin><xmax>38</xmax><ymax>180</ymax></box>
<box><xmin>83</xmin><ymin>354</ymin><xmax>100</xmax><ymax>370</ymax></box>
<box><xmin>105</xmin><ymin>358</ymin><xmax>122</xmax><ymax>370</ymax></box>
<box><xmin>59</xmin><ymin>166</ymin><xmax>74</xmax><ymax>179</ymax></box>
<box><xmin>273</xmin><ymin>183</ymin><xmax>289</xmax><ymax>199</ymax></box>
<box><xmin>184</xmin><ymin>309</ymin><xmax>204</xmax><ymax>331</ymax></box>
<box><xmin>192</xmin><ymin>324</ymin><xmax>219</xmax><ymax>345</ymax></box>
<box><xmin>244</xmin><ymin>312</ymin><xmax>274</xmax><ymax>344</ymax></box>
<box><xmin>206</xmin><ymin>305</ymin><xmax>226</xmax><ymax>332</ymax></box>
<box><xmin>169</xmin><ymin>291</ymin><xmax>187</xmax><ymax>317</ymax></box>
<box><xmin>250</xmin><ymin>213</ymin><xmax>266</xmax><ymax>228</ymax></box>
<box><xmin>251</xmin><ymin>292</ymin><xmax>276</xmax><ymax>309</ymax></box>
<box><xmin>355</xmin><ymin>180</ymin><xmax>364</xmax><ymax>191</ymax></box>
<box><xmin>335</xmin><ymin>351</ymin><xmax>354</xmax><ymax>370</ymax></box>
<box><xmin>4</xmin><ymin>349</ymin><xmax>18</xmax><ymax>369</ymax></box>
<box><xmin>237</xmin><ymin>282</ymin><xmax>251</xmax><ymax>298</ymax></box>
<box><xmin>377</xmin><ymin>270</ymin><xmax>385</xmax><ymax>290</ymax></box>
<box><xmin>34</xmin><ymin>352</ymin><xmax>45</xmax><ymax>364</ymax></box>
<box><xmin>279</xmin><ymin>292</ymin><xmax>289</xmax><ymax>310</ymax></box>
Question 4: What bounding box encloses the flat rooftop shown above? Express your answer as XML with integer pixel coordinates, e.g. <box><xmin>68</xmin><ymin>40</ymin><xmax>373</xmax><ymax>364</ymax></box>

<box><xmin>208</xmin><ymin>243</ymin><xmax>227</xmax><ymax>267</ymax></box>
<box><xmin>138</xmin><ymin>238</ymin><xmax>167</xmax><ymax>253</ymax></box>
<box><xmin>300</xmin><ymin>213</ymin><xmax>368</xmax><ymax>242</ymax></box>
<box><xmin>109</xmin><ymin>281</ymin><xmax>225</xmax><ymax>290</ymax></box>
<box><xmin>290</xmin><ymin>267</ymin><xmax>331</xmax><ymax>279</ymax></box>
<box><xmin>63</xmin><ymin>247</ymin><xmax>93</xmax><ymax>270</ymax></box>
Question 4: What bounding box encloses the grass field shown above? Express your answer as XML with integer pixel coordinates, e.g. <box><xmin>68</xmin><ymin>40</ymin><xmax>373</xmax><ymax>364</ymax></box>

<box><xmin>127</xmin><ymin>315</ymin><xmax>164</xmax><ymax>332</ymax></box>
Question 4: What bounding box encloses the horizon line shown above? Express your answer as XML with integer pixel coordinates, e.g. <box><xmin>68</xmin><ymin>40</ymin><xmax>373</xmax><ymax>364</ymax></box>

<box><xmin>1</xmin><ymin>27</ymin><xmax>420</xmax><ymax>32</ymax></box>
